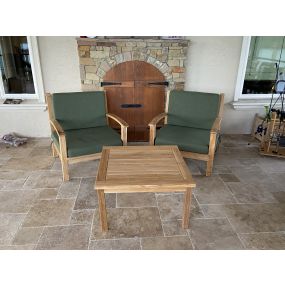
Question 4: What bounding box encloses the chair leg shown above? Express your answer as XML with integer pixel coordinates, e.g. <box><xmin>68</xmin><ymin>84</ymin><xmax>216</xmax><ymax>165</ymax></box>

<box><xmin>206</xmin><ymin>132</ymin><xmax>216</xmax><ymax>176</ymax></box>
<box><xmin>149</xmin><ymin>125</ymin><xmax>156</xmax><ymax>145</ymax></box>
<box><xmin>51</xmin><ymin>142</ymin><xmax>58</xmax><ymax>157</ymax></box>
<box><xmin>61</xmin><ymin>155</ymin><xmax>69</xmax><ymax>181</ymax></box>
<box><xmin>121</xmin><ymin>126</ymin><xmax>128</xmax><ymax>146</ymax></box>
<box><xmin>206</xmin><ymin>158</ymin><xmax>214</xmax><ymax>176</ymax></box>
<box><xmin>58</xmin><ymin>135</ymin><xmax>69</xmax><ymax>181</ymax></box>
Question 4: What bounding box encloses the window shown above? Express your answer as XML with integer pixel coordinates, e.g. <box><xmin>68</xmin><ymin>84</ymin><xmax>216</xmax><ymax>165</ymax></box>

<box><xmin>0</xmin><ymin>36</ymin><xmax>44</xmax><ymax>102</ymax></box>
<box><xmin>234</xmin><ymin>36</ymin><xmax>285</xmax><ymax>102</ymax></box>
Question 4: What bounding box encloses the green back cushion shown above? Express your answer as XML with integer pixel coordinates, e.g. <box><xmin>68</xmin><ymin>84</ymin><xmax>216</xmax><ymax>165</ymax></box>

<box><xmin>52</xmin><ymin>91</ymin><xmax>107</xmax><ymax>130</ymax></box>
<box><xmin>167</xmin><ymin>90</ymin><xmax>221</xmax><ymax>129</ymax></box>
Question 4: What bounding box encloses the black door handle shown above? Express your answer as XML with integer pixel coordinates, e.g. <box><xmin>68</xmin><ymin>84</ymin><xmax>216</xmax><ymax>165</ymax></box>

<box><xmin>101</xmin><ymin>82</ymin><xmax>122</xmax><ymax>86</ymax></box>
<box><xmin>121</xmin><ymin>104</ymin><xmax>142</xmax><ymax>108</ymax></box>
<box><xmin>148</xmin><ymin>81</ymin><xmax>169</xmax><ymax>86</ymax></box>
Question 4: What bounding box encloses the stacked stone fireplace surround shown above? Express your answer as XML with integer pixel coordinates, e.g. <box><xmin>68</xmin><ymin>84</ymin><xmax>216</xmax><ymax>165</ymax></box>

<box><xmin>77</xmin><ymin>37</ymin><xmax>189</xmax><ymax>91</ymax></box>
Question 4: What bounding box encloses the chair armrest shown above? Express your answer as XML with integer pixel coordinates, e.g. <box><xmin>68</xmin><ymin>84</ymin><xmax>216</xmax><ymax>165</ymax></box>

<box><xmin>49</xmin><ymin>119</ymin><xmax>65</xmax><ymax>136</ymax></box>
<box><xmin>211</xmin><ymin>117</ymin><xmax>222</xmax><ymax>133</ymax></box>
<box><xmin>106</xmin><ymin>113</ymin><xmax>129</xmax><ymax>146</ymax></box>
<box><xmin>49</xmin><ymin>119</ymin><xmax>68</xmax><ymax>158</ymax></box>
<box><xmin>148</xmin><ymin>113</ymin><xmax>167</xmax><ymax>145</ymax></box>
<box><xmin>148</xmin><ymin>112</ymin><xmax>167</xmax><ymax>127</ymax></box>
<box><xmin>106</xmin><ymin>113</ymin><xmax>129</xmax><ymax>128</ymax></box>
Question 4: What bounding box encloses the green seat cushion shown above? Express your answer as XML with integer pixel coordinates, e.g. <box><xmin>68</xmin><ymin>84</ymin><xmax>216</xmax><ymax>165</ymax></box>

<box><xmin>168</xmin><ymin>90</ymin><xmax>220</xmax><ymax>129</ymax></box>
<box><xmin>52</xmin><ymin>91</ymin><xmax>107</xmax><ymax>130</ymax></box>
<box><xmin>155</xmin><ymin>125</ymin><xmax>210</xmax><ymax>154</ymax></box>
<box><xmin>51</xmin><ymin>126</ymin><xmax>122</xmax><ymax>157</ymax></box>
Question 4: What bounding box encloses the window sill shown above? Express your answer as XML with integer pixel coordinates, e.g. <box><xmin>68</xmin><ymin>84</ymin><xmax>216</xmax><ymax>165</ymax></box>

<box><xmin>0</xmin><ymin>99</ymin><xmax>47</xmax><ymax>110</ymax></box>
<box><xmin>231</xmin><ymin>99</ymin><xmax>282</xmax><ymax>110</ymax></box>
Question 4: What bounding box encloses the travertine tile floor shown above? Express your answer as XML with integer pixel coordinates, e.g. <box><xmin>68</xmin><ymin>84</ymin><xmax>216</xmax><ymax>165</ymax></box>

<box><xmin>0</xmin><ymin>135</ymin><xmax>285</xmax><ymax>250</ymax></box>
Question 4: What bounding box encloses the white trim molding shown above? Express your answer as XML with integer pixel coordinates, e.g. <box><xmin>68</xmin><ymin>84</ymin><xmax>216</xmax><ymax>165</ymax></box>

<box><xmin>0</xmin><ymin>36</ymin><xmax>45</xmax><ymax>103</ymax></box>
<box><xmin>0</xmin><ymin>102</ymin><xmax>46</xmax><ymax>110</ymax></box>
<box><xmin>28</xmin><ymin>36</ymin><xmax>45</xmax><ymax>103</ymax></box>
<box><xmin>233</xmin><ymin>36</ymin><xmax>281</xmax><ymax>109</ymax></box>
<box><xmin>231</xmin><ymin>99</ymin><xmax>282</xmax><ymax>110</ymax></box>
<box><xmin>234</xmin><ymin>36</ymin><xmax>251</xmax><ymax>102</ymax></box>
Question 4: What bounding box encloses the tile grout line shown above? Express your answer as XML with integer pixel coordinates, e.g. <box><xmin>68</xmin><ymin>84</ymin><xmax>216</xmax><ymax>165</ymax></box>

<box><xmin>56</xmin><ymin>177</ymin><xmax>64</xmax><ymax>199</ymax></box>
<box><xmin>164</xmin><ymin>233</ymin><xmax>188</xmax><ymax>238</ymax></box>
<box><xmin>236</xmin><ymin>232</ymin><xmax>247</xmax><ymax>249</ymax></box>
<box><xmin>239</xmin><ymin>230</ymin><xmax>285</xmax><ymax>235</ymax></box>
<box><xmin>193</xmin><ymin>192</ymin><xmax>205</xmax><ymax>218</ymax></box>
<box><xmin>198</xmin><ymin>201</ymin><xmax>280</xmax><ymax>206</ymax></box>
<box><xmin>160</xmin><ymin>217</ymin><xmax>231</xmax><ymax>221</ymax></box>
<box><xmin>9</xmin><ymin>213</ymin><xmax>28</xmax><ymax>247</ymax></box>
<box><xmin>154</xmin><ymin>193</ymin><xmax>166</xmax><ymax>237</ymax></box>
<box><xmin>0</xmin><ymin>244</ymin><xmax>37</xmax><ymax>250</ymax></box>
<box><xmin>225</xmin><ymin>216</ymin><xmax>246</xmax><ymax>249</ymax></box>
<box><xmin>155</xmin><ymin>192</ymin><xmax>185</xmax><ymax>196</ymax></box>
<box><xmin>69</xmin><ymin>178</ymin><xmax>82</xmax><ymax>224</ymax></box>
<box><xmin>89</xmin><ymin>237</ymin><xmax>144</xmax><ymax>242</ymax></box>
<box><xmin>34</xmin><ymin>227</ymin><xmax>45</xmax><ymax>250</ymax></box>
<box><xmin>220</xmin><ymin>177</ymin><xmax>240</xmax><ymax>204</ymax></box>
<box><xmin>186</xmin><ymin>229</ymin><xmax>195</xmax><ymax>250</ymax></box>
<box><xmin>88</xmin><ymin>179</ymin><xmax>97</xmax><ymax>250</ymax></box>
<box><xmin>21</xmin><ymin>175</ymin><xmax>30</xmax><ymax>190</ymax></box>
<box><xmin>23</xmin><ymin>223</ymin><xmax>93</xmax><ymax>229</ymax></box>
<box><xmin>115</xmin><ymin>206</ymin><xmax>158</xmax><ymax>209</ymax></box>
<box><xmin>88</xmin><ymin>211</ymin><xmax>96</xmax><ymax>250</ymax></box>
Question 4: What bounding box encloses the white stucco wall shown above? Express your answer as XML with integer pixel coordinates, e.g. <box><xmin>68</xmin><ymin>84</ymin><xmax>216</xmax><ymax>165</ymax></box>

<box><xmin>0</xmin><ymin>36</ymin><xmax>264</xmax><ymax>137</ymax></box>
<box><xmin>38</xmin><ymin>36</ymin><xmax>81</xmax><ymax>93</ymax></box>
<box><xmin>0</xmin><ymin>110</ymin><xmax>49</xmax><ymax>138</ymax></box>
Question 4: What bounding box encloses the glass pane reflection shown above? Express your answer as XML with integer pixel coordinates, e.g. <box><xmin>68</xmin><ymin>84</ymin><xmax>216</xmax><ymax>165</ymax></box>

<box><xmin>0</xmin><ymin>36</ymin><xmax>35</xmax><ymax>94</ymax></box>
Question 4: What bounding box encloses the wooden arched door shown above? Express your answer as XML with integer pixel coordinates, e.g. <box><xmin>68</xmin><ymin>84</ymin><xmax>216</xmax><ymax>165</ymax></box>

<box><xmin>103</xmin><ymin>60</ymin><xmax>167</xmax><ymax>141</ymax></box>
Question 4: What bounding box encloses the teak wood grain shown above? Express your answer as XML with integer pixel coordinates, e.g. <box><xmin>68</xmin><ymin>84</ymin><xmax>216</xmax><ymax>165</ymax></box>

<box><xmin>104</xmin><ymin>61</ymin><xmax>166</xmax><ymax>142</ymax></box>
<box><xmin>95</xmin><ymin>145</ymin><xmax>196</xmax><ymax>231</ymax></box>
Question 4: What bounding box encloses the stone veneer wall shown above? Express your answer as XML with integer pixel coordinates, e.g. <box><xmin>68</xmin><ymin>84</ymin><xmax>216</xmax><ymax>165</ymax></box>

<box><xmin>76</xmin><ymin>38</ymin><xmax>189</xmax><ymax>91</ymax></box>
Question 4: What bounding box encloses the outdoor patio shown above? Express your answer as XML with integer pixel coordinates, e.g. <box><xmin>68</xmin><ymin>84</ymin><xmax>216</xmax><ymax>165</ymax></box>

<box><xmin>0</xmin><ymin>134</ymin><xmax>284</xmax><ymax>250</ymax></box>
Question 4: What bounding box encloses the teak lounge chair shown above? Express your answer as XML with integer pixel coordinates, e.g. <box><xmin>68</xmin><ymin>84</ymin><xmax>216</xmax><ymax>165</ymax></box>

<box><xmin>46</xmin><ymin>91</ymin><xmax>128</xmax><ymax>181</ymax></box>
<box><xmin>149</xmin><ymin>90</ymin><xmax>224</xmax><ymax>176</ymax></box>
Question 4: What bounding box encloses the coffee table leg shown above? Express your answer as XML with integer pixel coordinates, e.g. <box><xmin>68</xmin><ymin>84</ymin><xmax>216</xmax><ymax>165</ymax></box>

<box><xmin>97</xmin><ymin>189</ymin><xmax>108</xmax><ymax>231</ymax></box>
<box><xmin>182</xmin><ymin>188</ymin><xmax>192</xmax><ymax>229</ymax></box>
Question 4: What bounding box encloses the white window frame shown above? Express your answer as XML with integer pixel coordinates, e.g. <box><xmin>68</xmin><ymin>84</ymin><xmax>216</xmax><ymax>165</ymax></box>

<box><xmin>234</xmin><ymin>36</ymin><xmax>280</xmax><ymax>102</ymax></box>
<box><xmin>0</xmin><ymin>36</ymin><xmax>45</xmax><ymax>103</ymax></box>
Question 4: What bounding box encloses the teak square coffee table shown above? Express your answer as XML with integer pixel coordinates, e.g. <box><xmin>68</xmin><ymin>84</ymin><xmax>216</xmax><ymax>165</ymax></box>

<box><xmin>95</xmin><ymin>145</ymin><xmax>196</xmax><ymax>232</ymax></box>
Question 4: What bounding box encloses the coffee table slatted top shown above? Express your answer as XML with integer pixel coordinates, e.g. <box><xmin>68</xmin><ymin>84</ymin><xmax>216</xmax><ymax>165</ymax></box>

<box><xmin>95</xmin><ymin>145</ymin><xmax>196</xmax><ymax>192</ymax></box>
